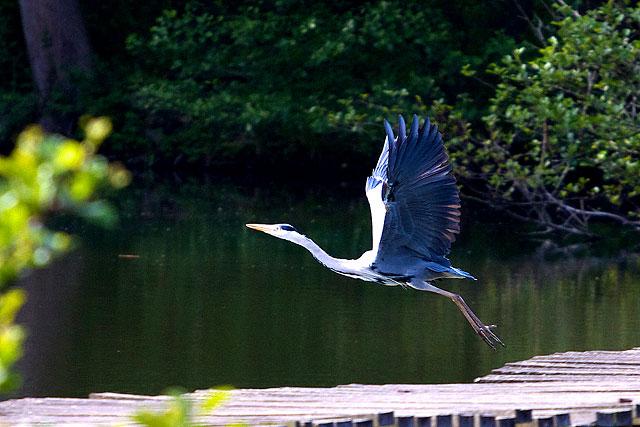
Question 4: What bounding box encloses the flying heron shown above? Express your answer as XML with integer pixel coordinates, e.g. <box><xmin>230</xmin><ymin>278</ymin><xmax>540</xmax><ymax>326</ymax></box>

<box><xmin>247</xmin><ymin>115</ymin><xmax>503</xmax><ymax>349</ymax></box>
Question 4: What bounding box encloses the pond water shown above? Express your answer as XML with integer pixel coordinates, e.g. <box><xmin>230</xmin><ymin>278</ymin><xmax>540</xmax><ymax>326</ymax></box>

<box><xmin>15</xmin><ymin>183</ymin><xmax>640</xmax><ymax>397</ymax></box>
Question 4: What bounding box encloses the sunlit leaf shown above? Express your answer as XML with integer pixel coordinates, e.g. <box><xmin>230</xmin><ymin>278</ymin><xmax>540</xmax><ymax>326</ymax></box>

<box><xmin>54</xmin><ymin>140</ymin><xmax>85</xmax><ymax>171</ymax></box>
<box><xmin>200</xmin><ymin>387</ymin><xmax>232</xmax><ymax>413</ymax></box>
<box><xmin>84</xmin><ymin>117</ymin><xmax>113</xmax><ymax>145</ymax></box>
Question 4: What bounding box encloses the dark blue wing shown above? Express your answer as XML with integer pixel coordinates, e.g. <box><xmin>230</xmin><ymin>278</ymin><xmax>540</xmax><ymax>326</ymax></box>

<box><xmin>367</xmin><ymin>115</ymin><xmax>461</xmax><ymax>269</ymax></box>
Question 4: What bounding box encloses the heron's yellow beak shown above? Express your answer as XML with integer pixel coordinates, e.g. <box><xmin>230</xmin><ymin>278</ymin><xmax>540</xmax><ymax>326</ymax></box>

<box><xmin>246</xmin><ymin>223</ymin><xmax>277</xmax><ymax>234</ymax></box>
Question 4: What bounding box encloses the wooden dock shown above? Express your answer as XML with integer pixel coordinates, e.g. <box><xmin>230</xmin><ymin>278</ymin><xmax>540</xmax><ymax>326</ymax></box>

<box><xmin>3</xmin><ymin>348</ymin><xmax>640</xmax><ymax>426</ymax></box>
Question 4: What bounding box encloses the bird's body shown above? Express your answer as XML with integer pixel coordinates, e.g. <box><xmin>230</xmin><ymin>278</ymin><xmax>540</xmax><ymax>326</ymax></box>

<box><xmin>247</xmin><ymin>115</ymin><xmax>503</xmax><ymax>348</ymax></box>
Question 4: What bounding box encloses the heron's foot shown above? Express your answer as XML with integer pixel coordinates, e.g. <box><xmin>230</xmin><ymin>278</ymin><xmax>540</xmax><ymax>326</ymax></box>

<box><xmin>466</xmin><ymin>312</ymin><xmax>504</xmax><ymax>350</ymax></box>
<box><xmin>449</xmin><ymin>294</ymin><xmax>505</xmax><ymax>350</ymax></box>
<box><xmin>475</xmin><ymin>323</ymin><xmax>504</xmax><ymax>350</ymax></box>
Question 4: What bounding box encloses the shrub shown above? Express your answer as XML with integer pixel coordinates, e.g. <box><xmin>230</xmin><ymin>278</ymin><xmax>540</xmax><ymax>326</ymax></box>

<box><xmin>456</xmin><ymin>2</ymin><xmax>640</xmax><ymax>236</ymax></box>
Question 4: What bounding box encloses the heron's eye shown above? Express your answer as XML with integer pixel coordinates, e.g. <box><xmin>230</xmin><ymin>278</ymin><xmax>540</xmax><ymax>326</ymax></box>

<box><xmin>280</xmin><ymin>225</ymin><xmax>296</xmax><ymax>232</ymax></box>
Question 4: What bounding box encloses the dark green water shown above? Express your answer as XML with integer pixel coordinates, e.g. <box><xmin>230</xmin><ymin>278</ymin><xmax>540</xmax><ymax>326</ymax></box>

<box><xmin>15</xmin><ymin>184</ymin><xmax>640</xmax><ymax>397</ymax></box>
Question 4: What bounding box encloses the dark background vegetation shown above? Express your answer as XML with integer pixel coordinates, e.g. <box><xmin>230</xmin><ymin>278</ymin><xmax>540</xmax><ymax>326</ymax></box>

<box><xmin>2</xmin><ymin>0</ymin><xmax>639</xmax><ymax>239</ymax></box>
<box><xmin>1</xmin><ymin>0</ymin><xmax>551</xmax><ymax>172</ymax></box>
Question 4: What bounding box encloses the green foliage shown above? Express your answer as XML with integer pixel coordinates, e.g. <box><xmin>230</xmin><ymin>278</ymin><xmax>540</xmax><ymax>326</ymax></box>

<box><xmin>133</xmin><ymin>390</ymin><xmax>192</xmax><ymax>427</ymax></box>
<box><xmin>456</xmin><ymin>2</ymin><xmax>640</xmax><ymax>234</ymax></box>
<box><xmin>0</xmin><ymin>0</ymin><xmax>553</xmax><ymax>170</ymax></box>
<box><xmin>6</xmin><ymin>0</ymin><xmax>635</xmax><ymax>239</ymax></box>
<box><xmin>122</xmin><ymin>1</ymin><xmax>522</xmax><ymax>164</ymax></box>
<box><xmin>133</xmin><ymin>388</ymin><xmax>231</xmax><ymax>427</ymax></box>
<box><xmin>0</xmin><ymin>117</ymin><xmax>130</xmax><ymax>391</ymax></box>
<box><xmin>0</xmin><ymin>289</ymin><xmax>25</xmax><ymax>392</ymax></box>
<box><xmin>0</xmin><ymin>117</ymin><xmax>129</xmax><ymax>280</ymax></box>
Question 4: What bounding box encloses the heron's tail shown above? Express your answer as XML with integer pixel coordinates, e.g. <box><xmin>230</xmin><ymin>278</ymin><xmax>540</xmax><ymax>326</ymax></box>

<box><xmin>423</xmin><ymin>262</ymin><xmax>477</xmax><ymax>281</ymax></box>
<box><xmin>449</xmin><ymin>267</ymin><xmax>476</xmax><ymax>280</ymax></box>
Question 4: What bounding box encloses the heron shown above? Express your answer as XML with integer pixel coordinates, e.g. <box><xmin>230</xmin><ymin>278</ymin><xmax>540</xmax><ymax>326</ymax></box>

<box><xmin>247</xmin><ymin>115</ymin><xmax>503</xmax><ymax>349</ymax></box>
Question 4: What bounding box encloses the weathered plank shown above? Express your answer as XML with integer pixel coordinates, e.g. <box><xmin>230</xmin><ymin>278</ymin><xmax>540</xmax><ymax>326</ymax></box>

<box><xmin>2</xmin><ymin>348</ymin><xmax>640</xmax><ymax>426</ymax></box>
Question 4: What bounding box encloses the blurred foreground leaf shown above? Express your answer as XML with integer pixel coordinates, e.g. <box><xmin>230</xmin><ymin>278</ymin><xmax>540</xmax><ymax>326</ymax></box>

<box><xmin>0</xmin><ymin>118</ymin><xmax>130</xmax><ymax>391</ymax></box>
<box><xmin>133</xmin><ymin>387</ymin><xmax>234</xmax><ymax>427</ymax></box>
<box><xmin>0</xmin><ymin>289</ymin><xmax>25</xmax><ymax>392</ymax></box>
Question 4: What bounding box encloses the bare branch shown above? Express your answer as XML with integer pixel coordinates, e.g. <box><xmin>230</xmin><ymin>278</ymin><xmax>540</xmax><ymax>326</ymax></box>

<box><xmin>555</xmin><ymin>0</ymin><xmax>581</xmax><ymax>18</ymax></box>
<box><xmin>541</xmin><ymin>188</ymin><xmax>640</xmax><ymax>228</ymax></box>
<box><xmin>512</xmin><ymin>0</ymin><xmax>547</xmax><ymax>45</ymax></box>
<box><xmin>461</xmin><ymin>192</ymin><xmax>593</xmax><ymax>236</ymax></box>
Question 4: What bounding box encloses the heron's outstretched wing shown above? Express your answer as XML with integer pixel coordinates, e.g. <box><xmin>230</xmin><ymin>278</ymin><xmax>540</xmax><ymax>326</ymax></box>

<box><xmin>365</xmin><ymin>115</ymin><xmax>461</xmax><ymax>269</ymax></box>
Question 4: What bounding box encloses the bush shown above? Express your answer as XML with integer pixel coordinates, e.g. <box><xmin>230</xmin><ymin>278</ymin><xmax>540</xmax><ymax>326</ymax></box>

<box><xmin>455</xmin><ymin>2</ymin><xmax>640</xmax><ymax>236</ymax></box>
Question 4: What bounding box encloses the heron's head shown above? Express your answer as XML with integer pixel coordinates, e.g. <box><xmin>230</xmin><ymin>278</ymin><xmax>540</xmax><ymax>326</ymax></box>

<box><xmin>245</xmin><ymin>223</ymin><xmax>304</xmax><ymax>243</ymax></box>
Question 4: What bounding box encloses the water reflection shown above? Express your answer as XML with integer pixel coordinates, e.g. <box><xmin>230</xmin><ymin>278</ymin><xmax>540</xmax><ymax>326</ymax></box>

<box><xmin>16</xmin><ymin>184</ymin><xmax>640</xmax><ymax>397</ymax></box>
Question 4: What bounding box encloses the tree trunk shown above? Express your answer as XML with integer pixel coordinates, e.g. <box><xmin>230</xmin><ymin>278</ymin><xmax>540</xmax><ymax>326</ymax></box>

<box><xmin>18</xmin><ymin>0</ymin><xmax>93</xmax><ymax>134</ymax></box>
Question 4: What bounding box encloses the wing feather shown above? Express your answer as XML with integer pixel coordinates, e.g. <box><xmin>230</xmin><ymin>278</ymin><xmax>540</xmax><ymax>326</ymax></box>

<box><xmin>364</xmin><ymin>115</ymin><xmax>461</xmax><ymax>270</ymax></box>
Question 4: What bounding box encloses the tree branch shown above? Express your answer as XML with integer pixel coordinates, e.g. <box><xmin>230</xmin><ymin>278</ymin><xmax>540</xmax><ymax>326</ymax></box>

<box><xmin>541</xmin><ymin>188</ymin><xmax>640</xmax><ymax>228</ymax></box>
<box><xmin>555</xmin><ymin>0</ymin><xmax>581</xmax><ymax>18</ymax></box>
<box><xmin>512</xmin><ymin>0</ymin><xmax>546</xmax><ymax>45</ymax></box>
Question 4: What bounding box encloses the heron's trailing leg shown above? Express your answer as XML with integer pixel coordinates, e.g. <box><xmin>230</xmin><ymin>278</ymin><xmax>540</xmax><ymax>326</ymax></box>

<box><xmin>410</xmin><ymin>280</ymin><xmax>504</xmax><ymax>349</ymax></box>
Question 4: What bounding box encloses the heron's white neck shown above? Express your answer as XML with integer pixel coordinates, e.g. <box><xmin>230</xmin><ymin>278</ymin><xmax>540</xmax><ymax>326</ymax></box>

<box><xmin>284</xmin><ymin>233</ymin><xmax>378</xmax><ymax>281</ymax></box>
<box><xmin>293</xmin><ymin>235</ymin><xmax>346</xmax><ymax>271</ymax></box>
